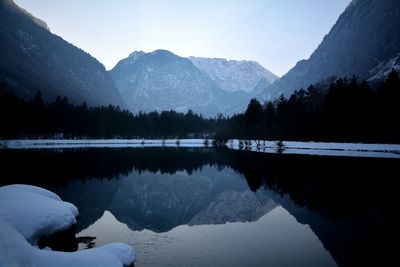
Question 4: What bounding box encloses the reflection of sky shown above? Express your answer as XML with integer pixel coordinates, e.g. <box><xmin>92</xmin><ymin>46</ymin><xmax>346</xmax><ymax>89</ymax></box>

<box><xmin>79</xmin><ymin>207</ymin><xmax>338</xmax><ymax>267</ymax></box>
<box><xmin>14</xmin><ymin>0</ymin><xmax>351</xmax><ymax>76</ymax></box>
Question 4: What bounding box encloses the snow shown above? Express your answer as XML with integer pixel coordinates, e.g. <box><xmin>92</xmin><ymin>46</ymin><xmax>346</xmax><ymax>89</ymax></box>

<box><xmin>228</xmin><ymin>139</ymin><xmax>400</xmax><ymax>159</ymax></box>
<box><xmin>6</xmin><ymin>184</ymin><xmax>62</xmax><ymax>201</ymax></box>
<box><xmin>0</xmin><ymin>184</ymin><xmax>78</xmax><ymax>244</ymax></box>
<box><xmin>189</xmin><ymin>56</ymin><xmax>278</xmax><ymax>93</ymax></box>
<box><xmin>368</xmin><ymin>53</ymin><xmax>400</xmax><ymax>81</ymax></box>
<box><xmin>0</xmin><ymin>184</ymin><xmax>135</xmax><ymax>267</ymax></box>
<box><xmin>1</xmin><ymin>138</ymin><xmax>399</xmax><ymax>158</ymax></box>
<box><xmin>0</xmin><ymin>139</ymin><xmax>209</xmax><ymax>149</ymax></box>
<box><xmin>36</xmin><ymin>243</ymin><xmax>135</xmax><ymax>267</ymax></box>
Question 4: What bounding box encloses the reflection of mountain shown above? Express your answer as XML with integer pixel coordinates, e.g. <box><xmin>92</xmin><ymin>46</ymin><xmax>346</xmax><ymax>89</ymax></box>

<box><xmin>55</xmin><ymin>179</ymin><xmax>122</xmax><ymax>232</ymax></box>
<box><xmin>1</xmin><ymin>147</ymin><xmax>397</xmax><ymax>266</ymax></box>
<box><xmin>230</xmin><ymin>150</ymin><xmax>396</xmax><ymax>267</ymax></box>
<box><xmin>266</xmin><ymin>190</ymin><xmax>390</xmax><ymax>267</ymax></box>
<box><xmin>189</xmin><ymin>190</ymin><xmax>276</xmax><ymax>225</ymax></box>
<box><xmin>108</xmin><ymin>167</ymin><xmax>276</xmax><ymax>232</ymax></box>
<box><xmin>50</xmin><ymin>164</ymin><xmax>277</xmax><ymax>233</ymax></box>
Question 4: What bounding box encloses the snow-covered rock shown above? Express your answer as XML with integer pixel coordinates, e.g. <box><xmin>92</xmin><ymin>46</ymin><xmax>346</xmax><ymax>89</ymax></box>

<box><xmin>0</xmin><ymin>184</ymin><xmax>135</xmax><ymax>267</ymax></box>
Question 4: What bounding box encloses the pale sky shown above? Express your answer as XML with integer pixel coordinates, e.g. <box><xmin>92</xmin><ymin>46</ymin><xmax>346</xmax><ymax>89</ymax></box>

<box><xmin>14</xmin><ymin>0</ymin><xmax>351</xmax><ymax>76</ymax></box>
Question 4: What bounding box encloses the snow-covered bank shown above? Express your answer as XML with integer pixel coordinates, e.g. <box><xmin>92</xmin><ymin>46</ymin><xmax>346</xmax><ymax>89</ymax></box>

<box><xmin>1</xmin><ymin>139</ymin><xmax>399</xmax><ymax>158</ymax></box>
<box><xmin>0</xmin><ymin>139</ymin><xmax>208</xmax><ymax>149</ymax></box>
<box><xmin>227</xmin><ymin>140</ymin><xmax>400</xmax><ymax>159</ymax></box>
<box><xmin>0</xmin><ymin>184</ymin><xmax>135</xmax><ymax>267</ymax></box>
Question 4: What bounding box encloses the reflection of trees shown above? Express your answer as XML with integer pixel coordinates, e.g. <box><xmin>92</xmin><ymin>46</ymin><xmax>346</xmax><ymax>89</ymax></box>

<box><xmin>0</xmin><ymin>147</ymin><xmax>397</xmax><ymax>266</ymax></box>
<box><xmin>1</xmin><ymin>148</ymin><xmax>396</xmax><ymax>219</ymax></box>
<box><xmin>0</xmin><ymin>148</ymin><xmax>226</xmax><ymax>187</ymax></box>
<box><xmin>229</xmin><ymin>150</ymin><xmax>397</xmax><ymax>267</ymax></box>
<box><xmin>1</xmin><ymin>147</ymin><xmax>396</xmax><ymax>219</ymax></box>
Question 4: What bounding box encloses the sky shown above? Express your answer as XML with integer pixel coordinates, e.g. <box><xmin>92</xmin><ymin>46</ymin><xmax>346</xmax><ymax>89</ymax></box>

<box><xmin>14</xmin><ymin>0</ymin><xmax>351</xmax><ymax>76</ymax></box>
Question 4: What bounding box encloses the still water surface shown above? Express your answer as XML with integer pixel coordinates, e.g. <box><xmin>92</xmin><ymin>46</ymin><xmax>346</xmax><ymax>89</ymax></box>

<box><xmin>72</xmin><ymin>168</ymin><xmax>336</xmax><ymax>267</ymax></box>
<box><xmin>0</xmin><ymin>147</ymin><xmax>396</xmax><ymax>267</ymax></box>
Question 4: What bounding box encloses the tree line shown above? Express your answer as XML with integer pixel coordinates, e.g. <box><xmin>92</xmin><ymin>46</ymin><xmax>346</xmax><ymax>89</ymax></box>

<box><xmin>1</xmin><ymin>70</ymin><xmax>399</xmax><ymax>142</ymax></box>
<box><xmin>0</xmin><ymin>90</ymin><xmax>228</xmax><ymax>139</ymax></box>
<box><xmin>217</xmin><ymin>69</ymin><xmax>400</xmax><ymax>143</ymax></box>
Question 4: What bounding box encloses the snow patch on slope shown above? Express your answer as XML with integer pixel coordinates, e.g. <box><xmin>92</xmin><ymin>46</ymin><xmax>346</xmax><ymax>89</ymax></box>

<box><xmin>189</xmin><ymin>57</ymin><xmax>279</xmax><ymax>94</ymax></box>
<box><xmin>368</xmin><ymin>53</ymin><xmax>400</xmax><ymax>82</ymax></box>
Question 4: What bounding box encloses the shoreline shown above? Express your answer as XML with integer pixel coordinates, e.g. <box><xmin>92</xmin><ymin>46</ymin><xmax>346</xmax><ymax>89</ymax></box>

<box><xmin>1</xmin><ymin>139</ymin><xmax>399</xmax><ymax>159</ymax></box>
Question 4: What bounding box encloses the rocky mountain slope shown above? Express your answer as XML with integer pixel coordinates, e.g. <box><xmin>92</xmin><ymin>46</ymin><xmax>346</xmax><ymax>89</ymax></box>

<box><xmin>261</xmin><ymin>0</ymin><xmax>400</xmax><ymax>100</ymax></box>
<box><xmin>0</xmin><ymin>0</ymin><xmax>126</xmax><ymax>107</ymax></box>
<box><xmin>189</xmin><ymin>56</ymin><xmax>278</xmax><ymax>94</ymax></box>
<box><xmin>110</xmin><ymin>50</ymin><xmax>255</xmax><ymax>116</ymax></box>
<box><xmin>110</xmin><ymin>50</ymin><xmax>278</xmax><ymax>116</ymax></box>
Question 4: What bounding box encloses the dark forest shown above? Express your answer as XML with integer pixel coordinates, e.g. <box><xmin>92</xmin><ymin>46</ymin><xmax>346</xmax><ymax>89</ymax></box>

<box><xmin>1</xmin><ymin>70</ymin><xmax>399</xmax><ymax>143</ymax></box>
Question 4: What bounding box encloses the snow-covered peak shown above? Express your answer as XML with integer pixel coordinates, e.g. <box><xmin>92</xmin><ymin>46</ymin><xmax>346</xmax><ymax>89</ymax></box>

<box><xmin>110</xmin><ymin>49</ymin><xmax>278</xmax><ymax>115</ymax></box>
<box><xmin>189</xmin><ymin>56</ymin><xmax>279</xmax><ymax>94</ymax></box>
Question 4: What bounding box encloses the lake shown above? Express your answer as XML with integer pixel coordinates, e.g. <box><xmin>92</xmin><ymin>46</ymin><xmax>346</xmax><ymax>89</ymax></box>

<box><xmin>0</xmin><ymin>147</ymin><xmax>396</xmax><ymax>267</ymax></box>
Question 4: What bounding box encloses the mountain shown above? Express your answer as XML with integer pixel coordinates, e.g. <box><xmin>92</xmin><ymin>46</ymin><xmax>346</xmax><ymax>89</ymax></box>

<box><xmin>110</xmin><ymin>50</ymin><xmax>277</xmax><ymax>116</ymax></box>
<box><xmin>261</xmin><ymin>0</ymin><xmax>400</xmax><ymax>100</ymax></box>
<box><xmin>110</xmin><ymin>50</ymin><xmax>249</xmax><ymax>116</ymax></box>
<box><xmin>0</xmin><ymin>0</ymin><xmax>126</xmax><ymax>107</ymax></box>
<box><xmin>368</xmin><ymin>53</ymin><xmax>400</xmax><ymax>82</ymax></box>
<box><xmin>189</xmin><ymin>57</ymin><xmax>278</xmax><ymax>94</ymax></box>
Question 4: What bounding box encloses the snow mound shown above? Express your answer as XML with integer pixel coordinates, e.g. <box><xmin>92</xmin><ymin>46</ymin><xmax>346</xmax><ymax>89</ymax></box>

<box><xmin>0</xmin><ymin>184</ymin><xmax>78</xmax><ymax>244</ymax></box>
<box><xmin>0</xmin><ymin>184</ymin><xmax>135</xmax><ymax>267</ymax></box>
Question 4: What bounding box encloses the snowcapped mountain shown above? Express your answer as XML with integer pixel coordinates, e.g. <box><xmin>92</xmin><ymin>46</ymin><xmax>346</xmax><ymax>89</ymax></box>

<box><xmin>0</xmin><ymin>0</ymin><xmax>126</xmax><ymax>107</ymax></box>
<box><xmin>110</xmin><ymin>50</ymin><xmax>271</xmax><ymax>116</ymax></box>
<box><xmin>260</xmin><ymin>0</ymin><xmax>400</xmax><ymax>100</ymax></box>
<box><xmin>189</xmin><ymin>57</ymin><xmax>278</xmax><ymax>94</ymax></box>
<box><xmin>109</xmin><ymin>50</ymin><xmax>230</xmax><ymax>116</ymax></box>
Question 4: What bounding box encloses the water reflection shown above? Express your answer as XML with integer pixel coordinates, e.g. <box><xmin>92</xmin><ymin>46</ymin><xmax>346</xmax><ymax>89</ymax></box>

<box><xmin>0</xmin><ymin>148</ymin><xmax>397</xmax><ymax>267</ymax></box>
<box><xmin>56</xmin><ymin>166</ymin><xmax>277</xmax><ymax>233</ymax></box>
<box><xmin>80</xmin><ymin>208</ymin><xmax>337</xmax><ymax>267</ymax></box>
